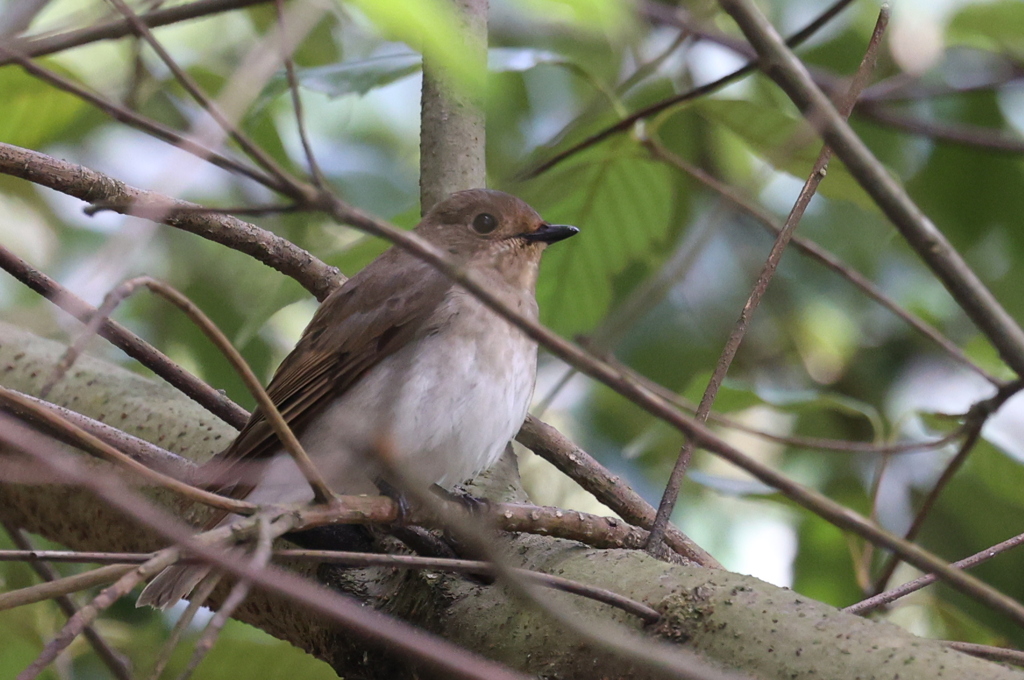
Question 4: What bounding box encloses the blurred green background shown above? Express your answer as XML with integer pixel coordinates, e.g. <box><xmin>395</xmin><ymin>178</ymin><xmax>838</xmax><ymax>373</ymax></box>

<box><xmin>3</xmin><ymin>0</ymin><xmax>1024</xmax><ymax>676</ymax></box>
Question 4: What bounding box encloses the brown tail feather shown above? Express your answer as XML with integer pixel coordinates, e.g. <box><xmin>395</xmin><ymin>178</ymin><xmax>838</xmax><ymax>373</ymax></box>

<box><xmin>136</xmin><ymin>564</ymin><xmax>211</xmax><ymax>610</ymax></box>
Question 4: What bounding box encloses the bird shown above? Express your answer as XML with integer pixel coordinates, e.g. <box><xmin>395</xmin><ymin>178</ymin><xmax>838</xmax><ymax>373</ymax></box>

<box><xmin>137</xmin><ymin>188</ymin><xmax>578</xmax><ymax>608</ymax></box>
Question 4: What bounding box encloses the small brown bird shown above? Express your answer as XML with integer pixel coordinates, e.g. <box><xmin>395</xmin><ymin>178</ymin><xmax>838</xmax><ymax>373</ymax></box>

<box><xmin>137</xmin><ymin>189</ymin><xmax>577</xmax><ymax>608</ymax></box>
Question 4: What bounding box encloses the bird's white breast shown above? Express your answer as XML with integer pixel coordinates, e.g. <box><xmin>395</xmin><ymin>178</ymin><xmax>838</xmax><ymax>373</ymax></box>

<box><xmin>253</xmin><ymin>289</ymin><xmax>538</xmax><ymax>503</ymax></box>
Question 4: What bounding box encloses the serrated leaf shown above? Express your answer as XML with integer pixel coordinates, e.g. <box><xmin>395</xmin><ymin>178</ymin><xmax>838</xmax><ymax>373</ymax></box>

<box><xmin>695</xmin><ymin>99</ymin><xmax>876</xmax><ymax>209</ymax></box>
<box><xmin>525</xmin><ymin>146</ymin><xmax>675</xmax><ymax>335</ymax></box>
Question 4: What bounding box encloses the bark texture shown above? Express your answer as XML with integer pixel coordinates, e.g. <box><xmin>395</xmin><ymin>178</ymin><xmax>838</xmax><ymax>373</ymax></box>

<box><xmin>419</xmin><ymin>0</ymin><xmax>488</xmax><ymax>212</ymax></box>
<box><xmin>0</xmin><ymin>323</ymin><xmax>1021</xmax><ymax>680</ymax></box>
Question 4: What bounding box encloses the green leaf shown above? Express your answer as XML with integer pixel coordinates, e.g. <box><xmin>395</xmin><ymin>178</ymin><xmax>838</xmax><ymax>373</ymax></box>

<box><xmin>342</xmin><ymin>0</ymin><xmax>482</xmax><ymax>91</ymax></box>
<box><xmin>688</xmin><ymin>470</ymin><xmax>777</xmax><ymax>496</ymax></box>
<box><xmin>680</xmin><ymin>371</ymin><xmax>765</xmax><ymax>414</ymax></box>
<box><xmin>948</xmin><ymin>1</ymin><xmax>1024</xmax><ymax>54</ymax></box>
<box><xmin>758</xmin><ymin>389</ymin><xmax>886</xmax><ymax>445</ymax></box>
<box><xmin>489</xmin><ymin>47</ymin><xmax>565</xmax><ymax>72</ymax></box>
<box><xmin>0</xmin><ymin>64</ymin><xmax>87</xmax><ymax>148</ymax></box>
<box><xmin>524</xmin><ymin>145</ymin><xmax>675</xmax><ymax>335</ymax></box>
<box><xmin>515</xmin><ymin>0</ymin><xmax>633</xmax><ymax>35</ymax></box>
<box><xmin>152</xmin><ymin>618</ymin><xmax>337</xmax><ymax>680</ymax></box>
<box><xmin>695</xmin><ymin>98</ymin><xmax>876</xmax><ymax>209</ymax></box>
<box><xmin>288</xmin><ymin>52</ymin><xmax>423</xmax><ymax>98</ymax></box>
<box><xmin>282</xmin><ymin>47</ymin><xmax>565</xmax><ymax>99</ymax></box>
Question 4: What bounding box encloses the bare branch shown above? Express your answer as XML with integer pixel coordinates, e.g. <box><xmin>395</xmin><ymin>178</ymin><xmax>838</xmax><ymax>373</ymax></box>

<box><xmin>0</xmin><ymin>385</ymin><xmax>255</xmax><ymax>513</ymax></box>
<box><xmin>0</xmin><ymin>564</ymin><xmax>135</xmax><ymax>612</ymax></box>
<box><xmin>318</xmin><ymin>192</ymin><xmax>1024</xmax><ymax>628</ymax></box>
<box><xmin>0</xmin><ymin>44</ymin><xmax>284</xmax><ymax>190</ymax></box>
<box><xmin>644</xmin><ymin>5</ymin><xmax>890</xmax><ymax>556</ymax></box>
<box><xmin>846</xmin><ymin>529</ymin><xmax>1024</xmax><ymax>615</ymax></box>
<box><xmin>643</xmin><ymin>139</ymin><xmax>999</xmax><ymax>384</ymax></box>
<box><xmin>520</xmin><ymin>0</ymin><xmax>857</xmax><ymax>179</ymax></box>
<box><xmin>0</xmin><ymin>524</ymin><xmax>133</xmax><ymax>680</ymax></box>
<box><xmin>0</xmin><ymin>242</ymin><xmax>247</xmax><ymax>428</ymax></box>
<box><xmin>717</xmin><ymin>0</ymin><xmax>1024</xmax><ymax>376</ymax></box>
<box><xmin>945</xmin><ymin>642</ymin><xmax>1024</xmax><ymax>668</ymax></box>
<box><xmin>0</xmin><ymin>143</ymin><xmax>341</xmax><ymax>300</ymax></box>
<box><xmin>105</xmin><ymin>0</ymin><xmax>301</xmax><ymax>193</ymax></box>
<box><xmin>274</xmin><ymin>0</ymin><xmax>327</xmax><ymax>188</ymax></box>
<box><xmin>860</xmin><ymin>102</ymin><xmax>1024</xmax><ymax>155</ymax></box>
<box><xmin>3</xmin><ymin>0</ymin><xmax>271</xmax><ymax>64</ymax></box>
<box><xmin>517</xmin><ymin>416</ymin><xmax>720</xmax><ymax>568</ymax></box>
<box><xmin>48</xmin><ymin>276</ymin><xmax>334</xmax><ymax>504</ymax></box>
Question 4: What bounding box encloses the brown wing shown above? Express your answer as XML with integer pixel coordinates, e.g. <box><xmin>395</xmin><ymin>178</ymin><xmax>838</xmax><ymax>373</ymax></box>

<box><xmin>203</xmin><ymin>248</ymin><xmax>452</xmax><ymax>498</ymax></box>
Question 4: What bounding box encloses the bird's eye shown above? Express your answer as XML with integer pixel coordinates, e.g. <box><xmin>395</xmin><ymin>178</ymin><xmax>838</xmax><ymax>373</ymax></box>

<box><xmin>472</xmin><ymin>212</ymin><xmax>498</xmax><ymax>234</ymax></box>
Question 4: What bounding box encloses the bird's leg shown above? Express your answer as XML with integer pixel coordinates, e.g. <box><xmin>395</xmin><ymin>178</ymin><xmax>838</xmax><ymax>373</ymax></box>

<box><xmin>430</xmin><ymin>483</ymin><xmax>491</xmax><ymax>514</ymax></box>
<box><xmin>374</xmin><ymin>477</ymin><xmax>411</xmax><ymax>524</ymax></box>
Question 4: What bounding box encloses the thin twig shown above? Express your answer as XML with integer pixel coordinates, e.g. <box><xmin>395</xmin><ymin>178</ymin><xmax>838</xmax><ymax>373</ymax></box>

<box><xmin>0</xmin><ymin>551</ymin><xmax>155</xmax><ymax>565</ymax></box>
<box><xmin>13</xmin><ymin>511</ymin><xmax>290</xmax><ymax>680</ymax></box>
<box><xmin>3</xmin><ymin>0</ymin><xmax>271</xmax><ymax>64</ymax></box>
<box><xmin>86</xmin><ymin>201</ymin><xmax>302</xmax><ymax>217</ymax></box>
<box><xmin>274</xmin><ymin>0</ymin><xmax>327</xmax><ymax>188</ymax></box>
<box><xmin>845</xmin><ymin>530</ymin><xmax>1024</xmax><ymax>615</ymax></box>
<box><xmin>176</xmin><ymin>515</ymin><xmax>287</xmax><ymax>680</ymax></box>
<box><xmin>279</xmin><ymin>548</ymin><xmax>661</xmax><ymax>623</ymax></box>
<box><xmin>870</xmin><ymin>380</ymin><xmax>1024</xmax><ymax>594</ymax></box>
<box><xmin>0</xmin><ymin>564</ymin><xmax>135</xmax><ymax>612</ymax></box>
<box><xmin>315</xmin><ymin>192</ymin><xmax>1024</xmax><ymax>629</ymax></box>
<box><xmin>644</xmin><ymin>7</ymin><xmax>890</xmax><ymax>555</ymax></box>
<box><xmin>652</xmin><ymin>380</ymin><xmax>974</xmax><ymax>455</ymax></box>
<box><xmin>0</xmin><ymin>545</ymin><xmax>660</xmax><ymax>622</ymax></box>
<box><xmin>718</xmin><ymin>0</ymin><xmax>1024</xmax><ymax>376</ymax></box>
<box><xmin>516</xmin><ymin>416</ymin><xmax>721</xmax><ymax>568</ymax></box>
<box><xmin>17</xmin><ymin>548</ymin><xmax>184</xmax><ymax>680</ymax></box>
<box><xmin>0</xmin><ymin>44</ymin><xmax>284</xmax><ymax>191</ymax></box>
<box><xmin>59</xmin><ymin>276</ymin><xmax>335</xmax><ymax>504</ymax></box>
<box><xmin>105</xmin><ymin>0</ymin><xmax>301</xmax><ymax>193</ymax></box>
<box><xmin>869</xmin><ymin>423</ymin><xmax>983</xmax><ymax>593</ymax></box>
<box><xmin>944</xmin><ymin>642</ymin><xmax>1024</xmax><ymax>667</ymax></box>
<box><xmin>0</xmin><ymin>143</ymin><xmax>342</xmax><ymax>301</ymax></box>
<box><xmin>860</xmin><ymin>101</ymin><xmax>1024</xmax><ymax>155</ymax></box>
<box><xmin>519</xmin><ymin>0</ymin><xmax>857</xmax><ymax>179</ymax></box>
<box><xmin>0</xmin><ymin>241</ymin><xmax>249</xmax><ymax>428</ymax></box>
<box><xmin>0</xmin><ymin>523</ymin><xmax>133</xmax><ymax>680</ymax></box>
<box><xmin>0</xmin><ymin>541</ymin><xmax>656</xmax><ymax>625</ymax></box>
<box><xmin>641</xmin><ymin>140</ymin><xmax>999</xmax><ymax>385</ymax></box>
<box><xmin>1</xmin><ymin>390</ymin><xmax>194</xmax><ymax>479</ymax></box>
<box><xmin>148</xmin><ymin>573</ymin><xmax>224</xmax><ymax>680</ymax></box>
<box><xmin>0</xmin><ymin>385</ymin><xmax>255</xmax><ymax>513</ymax></box>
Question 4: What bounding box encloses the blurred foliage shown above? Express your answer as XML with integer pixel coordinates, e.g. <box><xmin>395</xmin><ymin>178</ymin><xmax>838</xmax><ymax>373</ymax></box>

<box><xmin>3</xmin><ymin>0</ymin><xmax>1024</xmax><ymax>676</ymax></box>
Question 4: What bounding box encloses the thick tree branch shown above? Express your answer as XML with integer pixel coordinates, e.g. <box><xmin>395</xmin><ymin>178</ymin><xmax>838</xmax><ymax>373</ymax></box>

<box><xmin>0</xmin><ymin>143</ymin><xmax>342</xmax><ymax>300</ymax></box>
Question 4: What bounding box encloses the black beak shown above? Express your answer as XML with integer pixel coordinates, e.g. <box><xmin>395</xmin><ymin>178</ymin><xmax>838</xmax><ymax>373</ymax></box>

<box><xmin>521</xmin><ymin>223</ymin><xmax>579</xmax><ymax>244</ymax></box>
